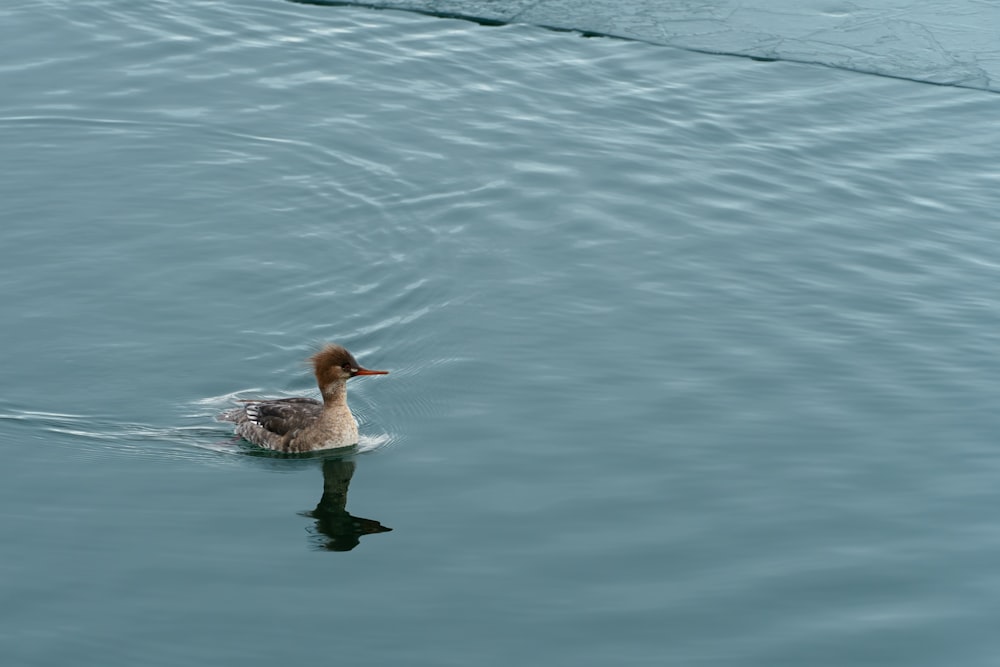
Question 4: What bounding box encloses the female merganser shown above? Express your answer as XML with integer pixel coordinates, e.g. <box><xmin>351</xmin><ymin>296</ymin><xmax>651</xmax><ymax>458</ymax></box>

<box><xmin>219</xmin><ymin>344</ymin><xmax>388</xmax><ymax>453</ymax></box>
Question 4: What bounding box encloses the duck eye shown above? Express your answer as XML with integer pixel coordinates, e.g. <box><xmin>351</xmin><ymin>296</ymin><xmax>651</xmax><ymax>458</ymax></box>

<box><xmin>341</xmin><ymin>362</ymin><xmax>352</xmax><ymax>371</ymax></box>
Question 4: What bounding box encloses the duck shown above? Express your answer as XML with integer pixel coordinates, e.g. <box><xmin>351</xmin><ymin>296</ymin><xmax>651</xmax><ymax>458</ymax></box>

<box><xmin>219</xmin><ymin>343</ymin><xmax>388</xmax><ymax>453</ymax></box>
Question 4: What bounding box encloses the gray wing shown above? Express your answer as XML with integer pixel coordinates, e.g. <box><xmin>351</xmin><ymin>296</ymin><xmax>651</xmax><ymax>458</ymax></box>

<box><xmin>242</xmin><ymin>397</ymin><xmax>323</xmax><ymax>435</ymax></box>
<box><xmin>220</xmin><ymin>397</ymin><xmax>323</xmax><ymax>450</ymax></box>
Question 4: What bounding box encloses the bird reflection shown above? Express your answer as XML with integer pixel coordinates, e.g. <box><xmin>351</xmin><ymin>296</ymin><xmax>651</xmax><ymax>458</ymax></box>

<box><xmin>300</xmin><ymin>457</ymin><xmax>391</xmax><ymax>551</ymax></box>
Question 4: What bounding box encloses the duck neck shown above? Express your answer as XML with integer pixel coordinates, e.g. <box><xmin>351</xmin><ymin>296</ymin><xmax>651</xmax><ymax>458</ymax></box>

<box><xmin>321</xmin><ymin>380</ymin><xmax>349</xmax><ymax>410</ymax></box>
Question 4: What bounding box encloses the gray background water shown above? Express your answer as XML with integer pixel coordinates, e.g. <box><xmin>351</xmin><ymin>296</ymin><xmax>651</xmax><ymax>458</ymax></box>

<box><xmin>2</xmin><ymin>1</ymin><xmax>1000</xmax><ymax>665</ymax></box>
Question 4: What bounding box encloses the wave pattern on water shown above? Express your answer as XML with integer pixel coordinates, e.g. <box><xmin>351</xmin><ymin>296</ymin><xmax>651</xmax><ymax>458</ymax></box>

<box><xmin>3</xmin><ymin>1</ymin><xmax>1000</xmax><ymax>663</ymax></box>
<box><xmin>289</xmin><ymin>0</ymin><xmax>1000</xmax><ymax>93</ymax></box>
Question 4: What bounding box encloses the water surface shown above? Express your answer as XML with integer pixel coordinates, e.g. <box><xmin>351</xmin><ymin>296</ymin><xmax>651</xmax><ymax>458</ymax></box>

<box><xmin>2</xmin><ymin>1</ymin><xmax>1000</xmax><ymax>665</ymax></box>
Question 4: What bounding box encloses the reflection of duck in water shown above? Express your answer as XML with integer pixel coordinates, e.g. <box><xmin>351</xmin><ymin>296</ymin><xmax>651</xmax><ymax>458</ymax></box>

<box><xmin>219</xmin><ymin>344</ymin><xmax>388</xmax><ymax>453</ymax></box>
<box><xmin>301</xmin><ymin>457</ymin><xmax>391</xmax><ymax>551</ymax></box>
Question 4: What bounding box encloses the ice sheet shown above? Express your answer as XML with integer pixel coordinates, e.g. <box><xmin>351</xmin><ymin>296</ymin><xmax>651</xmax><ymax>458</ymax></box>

<box><xmin>290</xmin><ymin>0</ymin><xmax>999</xmax><ymax>92</ymax></box>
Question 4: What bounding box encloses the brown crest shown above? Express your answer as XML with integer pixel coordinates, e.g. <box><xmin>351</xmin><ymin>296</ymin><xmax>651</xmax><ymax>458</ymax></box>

<box><xmin>310</xmin><ymin>344</ymin><xmax>358</xmax><ymax>387</ymax></box>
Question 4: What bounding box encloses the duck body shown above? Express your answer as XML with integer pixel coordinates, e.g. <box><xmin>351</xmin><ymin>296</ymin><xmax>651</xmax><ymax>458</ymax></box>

<box><xmin>219</xmin><ymin>344</ymin><xmax>387</xmax><ymax>453</ymax></box>
<box><xmin>223</xmin><ymin>394</ymin><xmax>357</xmax><ymax>453</ymax></box>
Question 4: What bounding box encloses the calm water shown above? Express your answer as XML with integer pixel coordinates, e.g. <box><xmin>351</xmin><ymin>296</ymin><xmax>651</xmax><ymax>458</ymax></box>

<box><xmin>2</xmin><ymin>1</ymin><xmax>1000</xmax><ymax>665</ymax></box>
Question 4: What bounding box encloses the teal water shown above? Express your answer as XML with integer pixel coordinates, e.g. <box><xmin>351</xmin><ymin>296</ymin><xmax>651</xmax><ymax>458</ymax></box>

<box><xmin>3</xmin><ymin>1</ymin><xmax>1000</xmax><ymax>665</ymax></box>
